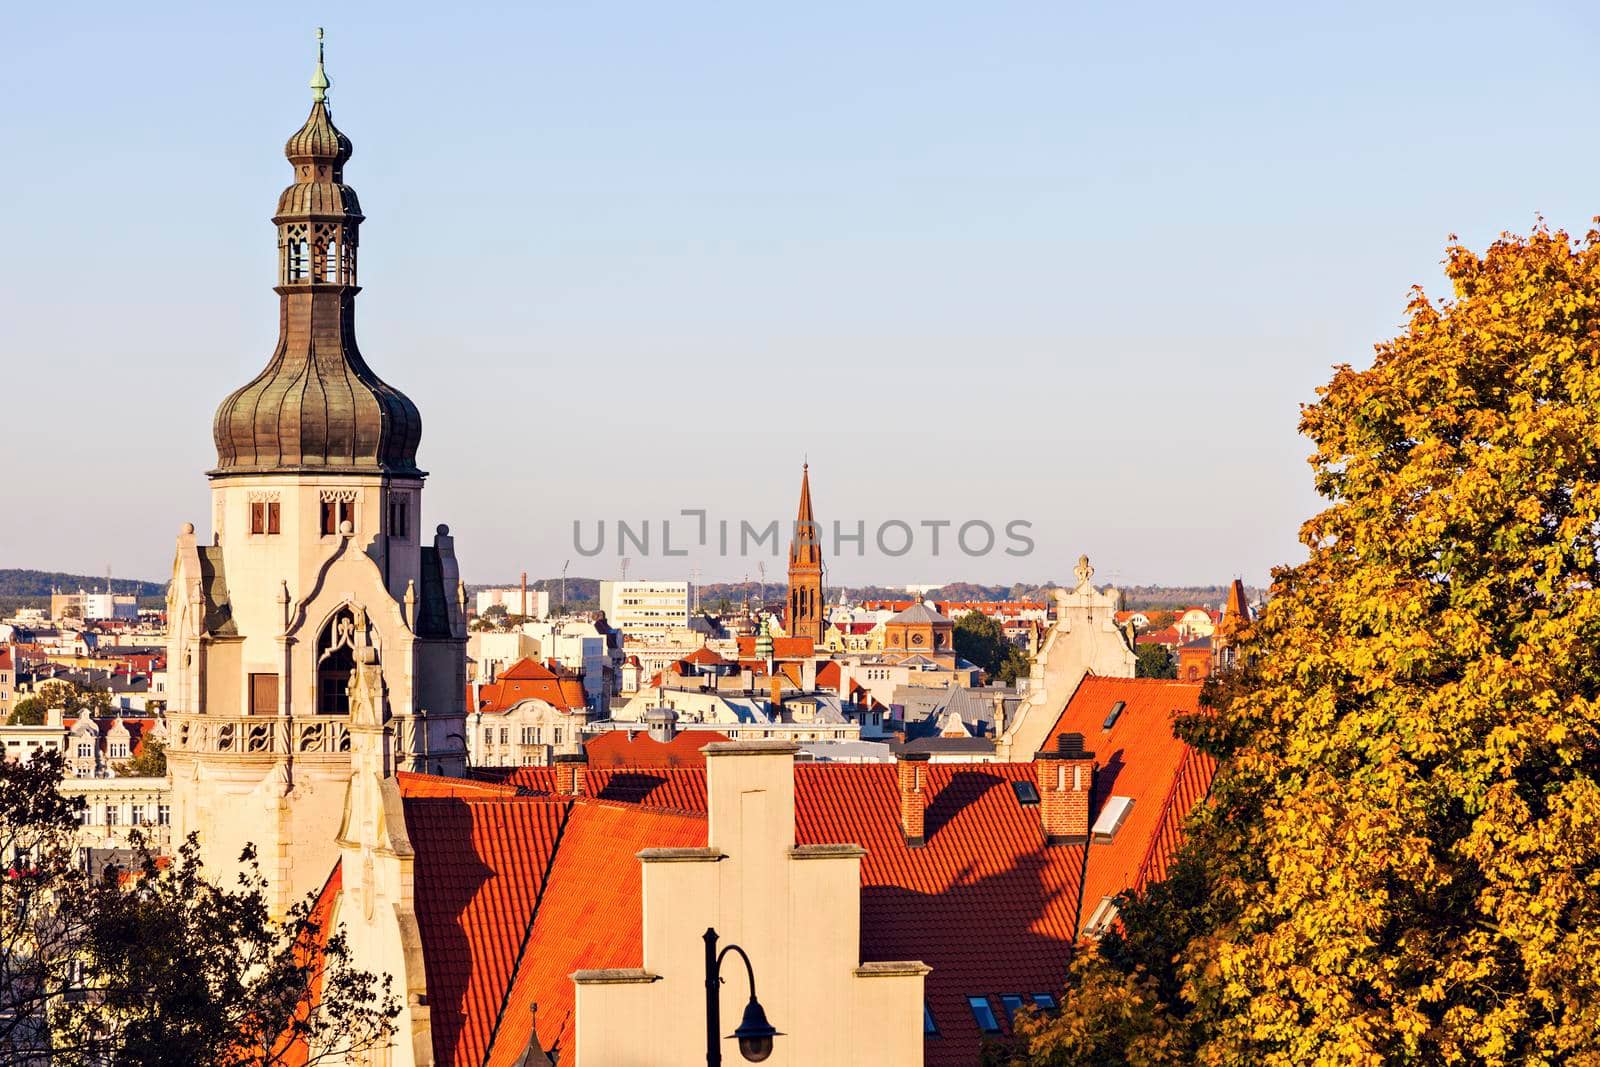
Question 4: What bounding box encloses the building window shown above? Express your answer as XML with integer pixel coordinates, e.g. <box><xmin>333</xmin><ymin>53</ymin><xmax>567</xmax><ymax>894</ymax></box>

<box><xmin>389</xmin><ymin>497</ymin><xmax>410</xmax><ymax>540</ymax></box>
<box><xmin>77</xmin><ymin>743</ymin><xmax>92</xmax><ymax>759</ymax></box>
<box><xmin>1030</xmin><ymin>993</ymin><xmax>1057</xmax><ymax>1012</ymax></box>
<box><xmin>499</xmin><ymin>728</ymin><xmax>508</xmax><ymax>745</ymax></box>
<box><xmin>967</xmin><ymin>996</ymin><xmax>1000</xmax><ymax>1034</ymax></box>
<box><xmin>923</xmin><ymin>1003</ymin><xmax>939</xmax><ymax>1037</ymax></box>
<box><xmin>251</xmin><ymin>501</ymin><xmax>281</xmax><ymax>536</ymax></box>
<box><xmin>483</xmin><ymin>728</ymin><xmax>494</xmax><ymax>747</ymax></box>
<box><xmin>129</xmin><ymin>804</ymin><xmax>145</xmax><ymax>825</ymax></box>
<box><xmin>999</xmin><ymin>995</ymin><xmax>1025</xmax><ymax>1024</ymax></box>
<box><xmin>105</xmin><ymin>806</ymin><xmax>119</xmax><ymax>827</ymax></box>
<box><xmin>520</xmin><ymin>726</ymin><xmax>534</xmax><ymax>745</ymax></box>
<box><xmin>110</xmin><ymin>743</ymin><xmax>128</xmax><ymax>759</ymax></box>
<box><xmin>157</xmin><ymin>804</ymin><xmax>171</xmax><ymax>826</ymax></box>
<box><xmin>320</xmin><ymin>497</ymin><xmax>357</xmax><ymax>536</ymax></box>
<box><xmin>553</xmin><ymin>727</ymin><xmax>562</xmax><ymax>745</ymax></box>
<box><xmin>315</xmin><ymin>608</ymin><xmax>357</xmax><ymax>715</ymax></box>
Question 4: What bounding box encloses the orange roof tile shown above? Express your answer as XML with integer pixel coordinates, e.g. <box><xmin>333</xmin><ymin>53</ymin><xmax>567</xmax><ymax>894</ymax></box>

<box><xmin>404</xmin><ymin>796</ymin><xmax>569</xmax><ymax>1067</ymax></box>
<box><xmin>679</xmin><ymin>646</ymin><xmax>728</xmax><ymax>667</ymax></box>
<box><xmin>484</xmin><ymin>802</ymin><xmax>707</xmax><ymax>1066</ymax></box>
<box><xmin>1041</xmin><ymin>675</ymin><xmax>1209</xmax><ymax>927</ymax></box>
<box><xmin>476</xmin><ymin>657</ymin><xmax>587</xmax><ymax>713</ymax></box>
<box><xmin>734</xmin><ymin>635</ymin><xmax>815</xmax><ymax>659</ymax></box>
<box><xmin>584</xmin><ymin>729</ymin><xmax>729</xmax><ymax>768</ymax></box>
<box><xmin>794</xmin><ymin>763</ymin><xmax>1084</xmax><ymax>1066</ymax></box>
<box><xmin>397</xmin><ymin>771</ymin><xmax>520</xmax><ymax>799</ymax></box>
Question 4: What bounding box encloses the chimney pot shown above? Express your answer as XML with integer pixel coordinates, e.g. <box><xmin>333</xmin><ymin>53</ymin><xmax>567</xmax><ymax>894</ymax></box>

<box><xmin>897</xmin><ymin>751</ymin><xmax>932</xmax><ymax>847</ymax></box>
<box><xmin>552</xmin><ymin>751</ymin><xmax>587</xmax><ymax>796</ymax></box>
<box><xmin>1035</xmin><ymin>741</ymin><xmax>1095</xmax><ymax>845</ymax></box>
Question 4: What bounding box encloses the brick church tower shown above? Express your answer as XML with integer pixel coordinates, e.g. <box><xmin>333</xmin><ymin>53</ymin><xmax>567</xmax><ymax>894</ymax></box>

<box><xmin>785</xmin><ymin>463</ymin><xmax>825</xmax><ymax>645</ymax></box>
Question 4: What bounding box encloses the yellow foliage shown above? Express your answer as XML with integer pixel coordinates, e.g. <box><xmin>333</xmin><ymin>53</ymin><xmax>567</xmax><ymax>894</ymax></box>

<box><xmin>1029</xmin><ymin>225</ymin><xmax>1600</xmax><ymax>1066</ymax></box>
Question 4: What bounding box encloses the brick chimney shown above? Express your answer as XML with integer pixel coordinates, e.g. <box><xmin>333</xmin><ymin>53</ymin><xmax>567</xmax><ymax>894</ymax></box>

<box><xmin>1036</xmin><ymin>732</ymin><xmax>1095</xmax><ymax>845</ymax></box>
<box><xmin>769</xmin><ymin>675</ymin><xmax>784</xmax><ymax>715</ymax></box>
<box><xmin>897</xmin><ymin>752</ymin><xmax>932</xmax><ymax>847</ymax></box>
<box><xmin>553</xmin><ymin>751</ymin><xmax>587</xmax><ymax>796</ymax></box>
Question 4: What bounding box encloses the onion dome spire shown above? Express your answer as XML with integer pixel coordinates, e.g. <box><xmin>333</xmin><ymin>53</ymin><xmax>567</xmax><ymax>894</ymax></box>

<box><xmin>211</xmin><ymin>33</ymin><xmax>422</xmax><ymax>477</ymax></box>
<box><xmin>310</xmin><ymin>27</ymin><xmax>330</xmax><ymax>102</ymax></box>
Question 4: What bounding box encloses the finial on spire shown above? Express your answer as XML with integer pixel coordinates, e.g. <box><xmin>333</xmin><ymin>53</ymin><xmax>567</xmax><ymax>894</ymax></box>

<box><xmin>310</xmin><ymin>27</ymin><xmax>330</xmax><ymax>103</ymax></box>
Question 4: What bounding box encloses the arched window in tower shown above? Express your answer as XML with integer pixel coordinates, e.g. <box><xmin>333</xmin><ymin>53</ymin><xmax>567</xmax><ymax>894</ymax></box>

<box><xmin>316</xmin><ymin>607</ymin><xmax>359</xmax><ymax>715</ymax></box>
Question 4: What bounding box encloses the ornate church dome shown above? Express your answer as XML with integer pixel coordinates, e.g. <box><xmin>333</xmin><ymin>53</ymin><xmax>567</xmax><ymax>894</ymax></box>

<box><xmin>211</xmin><ymin>33</ymin><xmax>422</xmax><ymax>477</ymax></box>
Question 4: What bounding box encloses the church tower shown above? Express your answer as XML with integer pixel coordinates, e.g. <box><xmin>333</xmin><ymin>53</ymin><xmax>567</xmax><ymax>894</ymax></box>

<box><xmin>785</xmin><ymin>463</ymin><xmax>825</xmax><ymax>645</ymax></box>
<box><xmin>165</xmin><ymin>35</ymin><xmax>468</xmax><ymax>915</ymax></box>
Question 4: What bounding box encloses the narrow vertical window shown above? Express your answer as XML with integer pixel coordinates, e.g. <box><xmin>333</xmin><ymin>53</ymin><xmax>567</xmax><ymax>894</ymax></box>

<box><xmin>338</xmin><ymin>499</ymin><xmax>355</xmax><ymax>532</ymax></box>
<box><xmin>321</xmin><ymin>501</ymin><xmax>337</xmax><ymax>536</ymax></box>
<box><xmin>251</xmin><ymin>502</ymin><xmax>265</xmax><ymax>535</ymax></box>
<box><xmin>267</xmin><ymin>501</ymin><xmax>281</xmax><ymax>534</ymax></box>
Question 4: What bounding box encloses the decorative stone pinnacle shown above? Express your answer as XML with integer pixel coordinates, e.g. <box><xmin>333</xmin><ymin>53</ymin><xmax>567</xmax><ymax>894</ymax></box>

<box><xmin>1074</xmin><ymin>554</ymin><xmax>1094</xmax><ymax>589</ymax></box>
<box><xmin>310</xmin><ymin>27</ymin><xmax>330</xmax><ymax>103</ymax></box>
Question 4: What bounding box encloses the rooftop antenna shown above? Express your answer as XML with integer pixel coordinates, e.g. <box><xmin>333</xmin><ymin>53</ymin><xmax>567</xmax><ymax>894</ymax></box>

<box><xmin>560</xmin><ymin>560</ymin><xmax>570</xmax><ymax>615</ymax></box>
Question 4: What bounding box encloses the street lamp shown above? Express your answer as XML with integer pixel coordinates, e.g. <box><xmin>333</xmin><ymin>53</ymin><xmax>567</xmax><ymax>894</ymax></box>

<box><xmin>704</xmin><ymin>927</ymin><xmax>781</xmax><ymax>1065</ymax></box>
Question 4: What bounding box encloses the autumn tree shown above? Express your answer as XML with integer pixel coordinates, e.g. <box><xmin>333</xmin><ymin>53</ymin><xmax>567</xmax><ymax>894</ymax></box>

<box><xmin>1019</xmin><ymin>226</ymin><xmax>1600</xmax><ymax>1064</ymax></box>
<box><xmin>0</xmin><ymin>750</ymin><xmax>397</xmax><ymax>1064</ymax></box>
<box><xmin>114</xmin><ymin>737</ymin><xmax>167</xmax><ymax>778</ymax></box>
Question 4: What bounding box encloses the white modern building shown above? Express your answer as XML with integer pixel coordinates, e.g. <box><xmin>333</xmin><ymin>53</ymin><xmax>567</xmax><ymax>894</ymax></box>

<box><xmin>599</xmin><ymin>580</ymin><xmax>691</xmax><ymax>637</ymax></box>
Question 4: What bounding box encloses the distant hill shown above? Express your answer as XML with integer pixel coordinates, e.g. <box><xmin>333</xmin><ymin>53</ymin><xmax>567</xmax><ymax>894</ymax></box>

<box><xmin>0</xmin><ymin>569</ymin><xmax>165</xmax><ymax>599</ymax></box>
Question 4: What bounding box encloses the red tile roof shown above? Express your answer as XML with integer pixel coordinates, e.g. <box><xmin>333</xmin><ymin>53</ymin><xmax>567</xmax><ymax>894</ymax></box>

<box><xmin>270</xmin><ymin>862</ymin><xmax>344</xmax><ymax>1067</ymax></box>
<box><xmin>679</xmin><ymin>646</ymin><xmax>728</xmax><ymax>667</ymax></box>
<box><xmin>734</xmin><ymin>635</ymin><xmax>815</xmax><ymax>659</ymax></box>
<box><xmin>404</xmin><ymin>796</ymin><xmax>568</xmax><ymax>1067</ymax></box>
<box><xmin>1042</xmin><ymin>675</ymin><xmax>1209</xmax><ymax>914</ymax></box>
<box><xmin>476</xmin><ymin>657</ymin><xmax>587</xmax><ymax>713</ymax></box>
<box><xmin>397</xmin><ymin>771</ymin><xmax>520</xmax><ymax>799</ymax></box>
<box><xmin>795</xmin><ymin>763</ymin><xmax>1084</xmax><ymax>1066</ymax></box>
<box><xmin>583</xmin><ymin>729</ymin><xmax>729</xmax><ymax>768</ymax></box>
<box><xmin>400</xmin><ymin>681</ymin><xmax>1215</xmax><ymax>1067</ymax></box>
<box><xmin>506</xmin><ymin>765</ymin><xmax>711</xmax><ymax>815</ymax></box>
<box><xmin>815</xmin><ymin>660</ymin><xmax>841</xmax><ymax>691</ymax></box>
<box><xmin>483</xmin><ymin>801</ymin><xmax>706</xmax><ymax>1066</ymax></box>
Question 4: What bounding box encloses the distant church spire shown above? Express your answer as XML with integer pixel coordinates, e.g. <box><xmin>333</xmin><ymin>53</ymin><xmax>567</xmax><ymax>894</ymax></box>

<box><xmin>786</xmin><ymin>462</ymin><xmax>824</xmax><ymax>646</ymax></box>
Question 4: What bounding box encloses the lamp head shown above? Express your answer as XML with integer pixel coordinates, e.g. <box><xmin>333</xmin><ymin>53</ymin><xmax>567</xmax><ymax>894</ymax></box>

<box><xmin>730</xmin><ymin>996</ymin><xmax>780</xmax><ymax>1062</ymax></box>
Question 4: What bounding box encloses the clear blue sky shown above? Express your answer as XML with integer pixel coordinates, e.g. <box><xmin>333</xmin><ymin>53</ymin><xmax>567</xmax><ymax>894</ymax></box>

<box><xmin>4</xmin><ymin>1</ymin><xmax>1597</xmax><ymax>590</ymax></box>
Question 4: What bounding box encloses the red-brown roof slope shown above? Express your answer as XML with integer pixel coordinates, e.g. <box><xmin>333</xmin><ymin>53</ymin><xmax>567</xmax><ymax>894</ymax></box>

<box><xmin>476</xmin><ymin>657</ymin><xmax>587</xmax><ymax>713</ymax></box>
<box><xmin>483</xmin><ymin>801</ymin><xmax>707</xmax><ymax>1066</ymax></box>
<box><xmin>269</xmin><ymin>862</ymin><xmax>344</xmax><ymax>1067</ymax></box>
<box><xmin>1042</xmin><ymin>675</ymin><xmax>1209</xmax><ymax>926</ymax></box>
<box><xmin>795</xmin><ymin>762</ymin><xmax>1085</xmax><ymax>1067</ymax></box>
<box><xmin>734</xmin><ymin>634</ymin><xmax>815</xmax><ymax>659</ymax></box>
<box><xmin>404</xmin><ymin>795</ymin><xmax>568</xmax><ymax>1067</ymax></box>
<box><xmin>584</xmin><ymin>729</ymin><xmax>729</xmax><ymax>768</ymax></box>
<box><xmin>505</xmin><ymin>765</ymin><xmax>711</xmax><ymax>815</ymax></box>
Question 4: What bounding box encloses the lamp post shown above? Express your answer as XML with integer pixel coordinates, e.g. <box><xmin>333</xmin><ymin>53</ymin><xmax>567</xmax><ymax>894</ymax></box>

<box><xmin>704</xmin><ymin>927</ymin><xmax>781</xmax><ymax>1065</ymax></box>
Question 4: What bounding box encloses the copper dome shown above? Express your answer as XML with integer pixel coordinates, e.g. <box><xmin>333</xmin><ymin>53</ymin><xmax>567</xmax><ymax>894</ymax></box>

<box><xmin>210</xmin><ymin>84</ymin><xmax>422</xmax><ymax>478</ymax></box>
